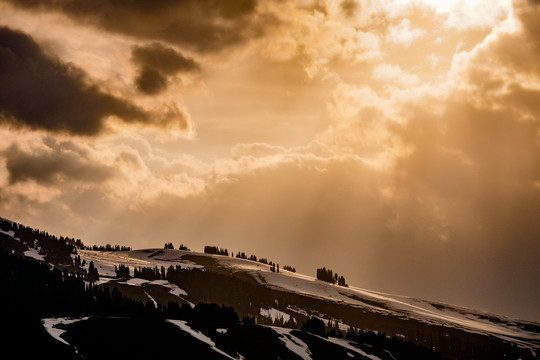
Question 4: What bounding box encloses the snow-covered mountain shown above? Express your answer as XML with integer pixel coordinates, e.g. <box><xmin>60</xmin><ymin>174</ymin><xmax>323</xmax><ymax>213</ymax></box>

<box><xmin>77</xmin><ymin>248</ymin><xmax>540</xmax><ymax>356</ymax></box>
<box><xmin>1</xmin><ymin>218</ymin><xmax>539</xmax><ymax>360</ymax></box>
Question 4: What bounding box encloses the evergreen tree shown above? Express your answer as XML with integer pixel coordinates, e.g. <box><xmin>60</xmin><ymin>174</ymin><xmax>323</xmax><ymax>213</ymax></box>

<box><xmin>115</xmin><ymin>264</ymin><xmax>130</xmax><ymax>278</ymax></box>
<box><xmin>87</xmin><ymin>261</ymin><xmax>99</xmax><ymax>283</ymax></box>
<box><xmin>283</xmin><ymin>265</ymin><xmax>296</xmax><ymax>272</ymax></box>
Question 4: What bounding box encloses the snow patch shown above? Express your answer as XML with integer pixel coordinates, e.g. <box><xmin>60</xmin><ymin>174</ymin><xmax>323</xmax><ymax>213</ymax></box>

<box><xmin>120</xmin><ymin>278</ymin><xmax>188</xmax><ymax>297</ymax></box>
<box><xmin>272</xmin><ymin>327</ymin><xmax>312</xmax><ymax>360</ymax></box>
<box><xmin>168</xmin><ymin>285</ymin><xmax>188</xmax><ymax>297</ymax></box>
<box><xmin>287</xmin><ymin>305</ymin><xmax>308</xmax><ymax>317</ymax></box>
<box><xmin>42</xmin><ymin>317</ymin><xmax>88</xmax><ymax>346</ymax></box>
<box><xmin>151</xmin><ymin>279</ymin><xmax>188</xmax><ymax>296</ymax></box>
<box><xmin>144</xmin><ymin>290</ymin><xmax>158</xmax><ymax>308</ymax></box>
<box><xmin>0</xmin><ymin>229</ymin><xmax>15</xmax><ymax>237</ymax></box>
<box><xmin>24</xmin><ymin>247</ymin><xmax>46</xmax><ymax>262</ymax></box>
<box><xmin>167</xmin><ymin>320</ymin><xmax>236</xmax><ymax>359</ymax></box>
<box><xmin>260</xmin><ymin>308</ymin><xmax>291</xmax><ymax>323</ymax></box>
<box><xmin>126</xmin><ymin>278</ymin><xmax>149</xmax><ymax>286</ymax></box>
<box><xmin>315</xmin><ymin>315</ymin><xmax>350</xmax><ymax>332</ymax></box>
<box><xmin>216</xmin><ymin>328</ymin><xmax>228</xmax><ymax>334</ymax></box>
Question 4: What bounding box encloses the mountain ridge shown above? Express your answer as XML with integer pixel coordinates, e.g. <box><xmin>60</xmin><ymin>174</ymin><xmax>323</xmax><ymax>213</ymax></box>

<box><xmin>1</xmin><ymin>216</ymin><xmax>538</xmax><ymax>359</ymax></box>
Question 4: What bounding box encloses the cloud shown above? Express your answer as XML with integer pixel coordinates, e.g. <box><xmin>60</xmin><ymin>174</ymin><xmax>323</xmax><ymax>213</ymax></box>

<box><xmin>0</xmin><ymin>26</ymin><xmax>149</xmax><ymax>135</ymax></box>
<box><xmin>435</xmin><ymin>0</ymin><xmax>511</xmax><ymax>30</ymax></box>
<box><xmin>372</xmin><ymin>64</ymin><xmax>421</xmax><ymax>87</ymax></box>
<box><xmin>3</xmin><ymin>142</ymin><xmax>116</xmax><ymax>185</ymax></box>
<box><xmin>372</xmin><ymin>1</ymin><xmax>540</xmax><ymax>318</ymax></box>
<box><xmin>131</xmin><ymin>42</ymin><xmax>200</xmax><ymax>95</ymax></box>
<box><xmin>262</xmin><ymin>8</ymin><xmax>383</xmax><ymax>79</ymax></box>
<box><xmin>133</xmin><ymin>67</ymin><xmax>168</xmax><ymax>95</ymax></box>
<box><xmin>340</xmin><ymin>0</ymin><xmax>359</xmax><ymax>17</ymax></box>
<box><xmin>4</xmin><ymin>0</ymin><xmax>271</xmax><ymax>53</ymax></box>
<box><xmin>386</xmin><ymin>19</ymin><xmax>426</xmax><ymax>48</ymax></box>
<box><xmin>230</xmin><ymin>142</ymin><xmax>287</xmax><ymax>158</ymax></box>
<box><xmin>132</xmin><ymin>42</ymin><xmax>200</xmax><ymax>75</ymax></box>
<box><xmin>384</xmin><ymin>97</ymin><xmax>540</xmax><ymax>314</ymax></box>
<box><xmin>514</xmin><ymin>0</ymin><xmax>540</xmax><ymax>55</ymax></box>
<box><xmin>0</xmin><ymin>26</ymin><xmax>192</xmax><ymax>135</ymax></box>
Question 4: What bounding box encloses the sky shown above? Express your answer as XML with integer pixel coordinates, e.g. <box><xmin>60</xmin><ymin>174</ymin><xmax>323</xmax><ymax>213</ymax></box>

<box><xmin>1</xmin><ymin>0</ymin><xmax>539</xmax><ymax>322</ymax></box>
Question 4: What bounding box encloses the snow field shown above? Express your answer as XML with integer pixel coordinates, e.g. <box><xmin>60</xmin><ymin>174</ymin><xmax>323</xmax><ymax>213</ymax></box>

<box><xmin>220</xmin><ymin>255</ymin><xmax>540</xmax><ymax>347</ymax></box>
<box><xmin>69</xmin><ymin>247</ymin><xmax>540</xmax><ymax>353</ymax></box>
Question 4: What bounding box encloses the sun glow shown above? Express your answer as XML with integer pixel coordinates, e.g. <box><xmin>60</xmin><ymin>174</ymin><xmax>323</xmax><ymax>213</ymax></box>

<box><xmin>423</xmin><ymin>0</ymin><xmax>460</xmax><ymax>13</ymax></box>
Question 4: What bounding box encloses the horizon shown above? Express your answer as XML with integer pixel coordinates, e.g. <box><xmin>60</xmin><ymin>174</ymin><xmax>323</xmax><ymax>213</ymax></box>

<box><xmin>1</xmin><ymin>0</ymin><xmax>539</xmax><ymax>323</ymax></box>
<box><xmin>3</xmin><ymin>213</ymin><xmax>538</xmax><ymax>324</ymax></box>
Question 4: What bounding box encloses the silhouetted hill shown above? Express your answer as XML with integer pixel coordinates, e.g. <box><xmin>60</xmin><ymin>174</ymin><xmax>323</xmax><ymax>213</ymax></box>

<box><xmin>1</xmin><ymin>216</ymin><xmax>538</xmax><ymax>359</ymax></box>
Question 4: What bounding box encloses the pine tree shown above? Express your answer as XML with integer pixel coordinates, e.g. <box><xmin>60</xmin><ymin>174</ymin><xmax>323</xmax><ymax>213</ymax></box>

<box><xmin>87</xmin><ymin>261</ymin><xmax>99</xmax><ymax>282</ymax></box>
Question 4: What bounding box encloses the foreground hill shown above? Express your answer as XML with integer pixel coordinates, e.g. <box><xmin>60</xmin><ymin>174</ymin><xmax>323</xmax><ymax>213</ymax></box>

<box><xmin>1</xmin><ymin>217</ymin><xmax>539</xmax><ymax>359</ymax></box>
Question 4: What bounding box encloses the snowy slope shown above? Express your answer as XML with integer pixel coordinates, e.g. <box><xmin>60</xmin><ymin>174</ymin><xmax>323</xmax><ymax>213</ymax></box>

<box><xmin>78</xmin><ymin>248</ymin><xmax>202</xmax><ymax>278</ymax></box>
<box><xmin>215</xmin><ymin>252</ymin><xmax>540</xmax><ymax>352</ymax></box>
<box><xmin>3</xmin><ymin>218</ymin><xmax>537</xmax><ymax>359</ymax></box>
<box><xmin>74</xmin><ymin>248</ymin><xmax>540</xmax><ymax>355</ymax></box>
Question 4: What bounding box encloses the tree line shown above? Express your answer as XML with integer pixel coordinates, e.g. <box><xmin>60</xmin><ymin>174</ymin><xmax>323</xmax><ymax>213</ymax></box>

<box><xmin>283</xmin><ymin>265</ymin><xmax>296</xmax><ymax>272</ymax></box>
<box><xmin>133</xmin><ymin>265</ymin><xmax>168</xmax><ymax>281</ymax></box>
<box><xmin>204</xmin><ymin>244</ymin><xmax>299</xmax><ymax>275</ymax></box>
<box><xmin>0</xmin><ymin>217</ymin><xmax>132</xmax><ymax>264</ymax></box>
<box><xmin>1</xmin><ymin>217</ymin><xmax>79</xmax><ymax>265</ymax></box>
<box><xmin>0</xmin><ymin>248</ymin><xmax>241</xmax><ymax>324</ymax></box>
<box><xmin>204</xmin><ymin>245</ymin><xmax>229</xmax><ymax>256</ymax></box>
<box><xmin>316</xmin><ymin>267</ymin><xmax>347</xmax><ymax>287</ymax></box>
<box><xmin>115</xmin><ymin>264</ymin><xmax>130</xmax><ymax>278</ymax></box>
<box><xmin>164</xmin><ymin>243</ymin><xmax>190</xmax><ymax>250</ymax></box>
<box><xmin>84</xmin><ymin>244</ymin><xmax>132</xmax><ymax>251</ymax></box>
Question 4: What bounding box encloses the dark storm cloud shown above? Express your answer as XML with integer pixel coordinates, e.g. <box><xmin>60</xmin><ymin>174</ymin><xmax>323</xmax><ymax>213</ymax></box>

<box><xmin>132</xmin><ymin>43</ymin><xmax>200</xmax><ymax>75</ymax></box>
<box><xmin>4</xmin><ymin>0</ymin><xmax>271</xmax><ymax>53</ymax></box>
<box><xmin>131</xmin><ymin>42</ymin><xmax>200</xmax><ymax>95</ymax></box>
<box><xmin>134</xmin><ymin>67</ymin><xmax>168</xmax><ymax>95</ymax></box>
<box><xmin>0</xmin><ymin>26</ymin><xmax>148</xmax><ymax>136</ymax></box>
<box><xmin>3</xmin><ymin>143</ymin><xmax>116</xmax><ymax>185</ymax></box>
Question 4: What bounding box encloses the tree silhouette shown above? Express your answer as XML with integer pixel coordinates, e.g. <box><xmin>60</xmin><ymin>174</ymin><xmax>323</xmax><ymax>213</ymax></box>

<box><xmin>316</xmin><ymin>267</ymin><xmax>347</xmax><ymax>286</ymax></box>
<box><xmin>87</xmin><ymin>261</ymin><xmax>99</xmax><ymax>283</ymax></box>
<box><xmin>115</xmin><ymin>264</ymin><xmax>130</xmax><ymax>278</ymax></box>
